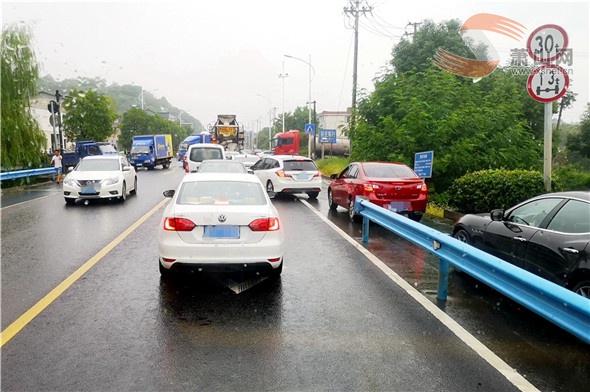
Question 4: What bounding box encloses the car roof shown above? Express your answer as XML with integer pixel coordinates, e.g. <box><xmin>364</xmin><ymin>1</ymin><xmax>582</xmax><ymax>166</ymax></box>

<box><xmin>81</xmin><ymin>155</ymin><xmax>122</xmax><ymax>160</ymax></box>
<box><xmin>535</xmin><ymin>191</ymin><xmax>590</xmax><ymax>202</ymax></box>
<box><xmin>182</xmin><ymin>172</ymin><xmax>261</xmax><ymax>183</ymax></box>
<box><xmin>268</xmin><ymin>155</ymin><xmax>312</xmax><ymax>161</ymax></box>
<box><xmin>187</xmin><ymin>143</ymin><xmax>224</xmax><ymax>149</ymax></box>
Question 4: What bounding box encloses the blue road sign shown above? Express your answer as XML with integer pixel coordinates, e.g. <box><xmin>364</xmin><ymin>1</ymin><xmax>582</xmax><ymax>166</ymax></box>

<box><xmin>319</xmin><ymin>129</ymin><xmax>337</xmax><ymax>144</ymax></box>
<box><xmin>414</xmin><ymin>151</ymin><xmax>434</xmax><ymax>178</ymax></box>
<box><xmin>305</xmin><ymin>123</ymin><xmax>316</xmax><ymax>135</ymax></box>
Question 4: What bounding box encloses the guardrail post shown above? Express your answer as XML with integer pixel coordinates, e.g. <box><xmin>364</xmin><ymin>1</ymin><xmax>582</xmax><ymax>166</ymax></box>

<box><xmin>362</xmin><ymin>216</ymin><xmax>370</xmax><ymax>242</ymax></box>
<box><xmin>437</xmin><ymin>258</ymin><xmax>449</xmax><ymax>301</ymax></box>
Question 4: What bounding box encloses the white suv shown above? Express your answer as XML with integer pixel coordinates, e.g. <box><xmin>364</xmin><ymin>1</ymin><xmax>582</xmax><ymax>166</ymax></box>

<box><xmin>250</xmin><ymin>155</ymin><xmax>322</xmax><ymax>199</ymax></box>
<box><xmin>184</xmin><ymin>143</ymin><xmax>226</xmax><ymax>173</ymax></box>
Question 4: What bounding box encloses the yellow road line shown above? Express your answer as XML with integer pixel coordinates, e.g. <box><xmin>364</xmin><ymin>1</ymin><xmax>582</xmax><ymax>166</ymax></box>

<box><xmin>0</xmin><ymin>198</ymin><xmax>169</xmax><ymax>347</ymax></box>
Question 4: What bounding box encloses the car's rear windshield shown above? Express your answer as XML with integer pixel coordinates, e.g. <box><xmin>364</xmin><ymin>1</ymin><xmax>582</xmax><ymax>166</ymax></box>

<box><xmin>198</xmin><ymin>162</ymin><xmax>247</xmax><ymax>173</ymax></box>
<box><xmin>189</xmin><ymin>147</ymin><xmax>224</xmax><ymax>162</ymax></box>
<box><xmin>284</xmin><ymin>160</ymin><xmax>317</xmax><ymax>171</ymax></box>
<box><xmin>177</xmin><ymin>180</ymin><xmax>266</xmax><ymax>205</ymax></box>
<box><xmin>363</xmin><ymin>163</ymin><xmax>417</xmax><ymax>178</ymax></box>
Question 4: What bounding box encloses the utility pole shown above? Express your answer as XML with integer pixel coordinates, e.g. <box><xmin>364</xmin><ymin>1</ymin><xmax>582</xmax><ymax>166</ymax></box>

<box><xmin>343</xmin><ymin>0</ymin><xmax>372</xmax><ymax>153</ymax></box>
<box><xmin>403</xmin><ymin>21</ymin><xmax>422</xmax><ymax>40</ymax></box>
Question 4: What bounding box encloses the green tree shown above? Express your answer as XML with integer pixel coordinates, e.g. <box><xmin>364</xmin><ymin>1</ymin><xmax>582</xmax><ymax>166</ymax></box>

<box><xmin>567</xmin><ymin>103</ymin><xmax>590</xmax><ymax>160</ymax></box>
<box><xmin>1</xmin><ymin>24</ymin><xmax>47</xmax><ymax>170</ymax></box>
<box><xmin>354</xmin><ymin>67</ymin><xmax>542</xmax><ymax>192</ymax></box>
<box><xmin>62</xmin><ymin>90</ymin><xmax>119</xmax><ymax>142</ymax></box>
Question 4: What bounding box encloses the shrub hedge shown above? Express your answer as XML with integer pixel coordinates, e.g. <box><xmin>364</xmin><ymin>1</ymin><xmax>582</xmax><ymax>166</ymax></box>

<box><xmin>448</xmin><ymin>169</ymin><xmax>561</xmax><ymax>213</ymax></box>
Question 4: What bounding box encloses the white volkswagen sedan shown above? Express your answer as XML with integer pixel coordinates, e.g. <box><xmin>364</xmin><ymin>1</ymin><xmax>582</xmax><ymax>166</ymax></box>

<box><xmin>63</xmin><ymin>155</ymin><xmax>137</xmax><ymax>205</ymax></box>
<box><xmin>157</xmin><ymin>173</ymin><xmax>284</xmax><ymax>277</ymax></box>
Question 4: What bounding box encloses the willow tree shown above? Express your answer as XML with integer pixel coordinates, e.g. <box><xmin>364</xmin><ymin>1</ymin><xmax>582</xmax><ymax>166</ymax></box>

<box><xmin>1</xmin><ymin>24</ymin><xmax>47</xmax><ymax>170</ymax></box>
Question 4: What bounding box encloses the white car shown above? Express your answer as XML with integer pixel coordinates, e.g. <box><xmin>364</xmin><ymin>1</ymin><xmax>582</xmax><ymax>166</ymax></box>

<box><xmin>63</xmin><ymin>155</ymin><xmax>137</xmax><ymax>205</ymax></box>
<box><xmin>184</xmin><ymin>143</ymin><xmax>226</xmax><ymax>173</ymax></box>
<box><xmin>250</xmin><ymin>155</ymin><xmax>322</xmax><ymax>199</ymax></box>
<box><xmin>157</xmin><ymin>173</ymin><xmax>284</xmax><ymax>277</ymax></box>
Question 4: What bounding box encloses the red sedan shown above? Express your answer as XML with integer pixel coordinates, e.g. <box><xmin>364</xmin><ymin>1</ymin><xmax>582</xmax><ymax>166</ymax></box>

<box><xmin>328</xmin><ymin>162</ymin><xmax>428</xmax><ymax>222</ymax></box>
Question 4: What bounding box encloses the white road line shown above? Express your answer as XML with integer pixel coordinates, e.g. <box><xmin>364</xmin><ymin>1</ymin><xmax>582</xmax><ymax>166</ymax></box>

<box><xmin>299</xmin><ymin>198</ymin><xmax>539</xmax><ymax>392</ymax></box>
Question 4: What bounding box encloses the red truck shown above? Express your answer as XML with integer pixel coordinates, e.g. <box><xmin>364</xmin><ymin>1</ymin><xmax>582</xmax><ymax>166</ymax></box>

<box><xmin>272</xmin><ymin>130</ymin><xmax>300</xmax><ymax>155</ymax></box>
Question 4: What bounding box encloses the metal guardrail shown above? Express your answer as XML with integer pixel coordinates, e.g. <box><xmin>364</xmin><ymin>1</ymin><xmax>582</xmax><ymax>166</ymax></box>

<box><xmin>0</xmin><ymin>167</ymin><xmax>56</xmax><ymax>183</ymax></box>
<box><xmin>355</xmin><ymin>197</ymin><xmax>590</xmax><ymax>344</ymax></box>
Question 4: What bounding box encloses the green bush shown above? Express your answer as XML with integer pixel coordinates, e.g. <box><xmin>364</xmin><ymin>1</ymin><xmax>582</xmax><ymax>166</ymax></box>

<box><xmin>554</xmin><ymin>165</ymin><xmax>590</xmax><ymax>191</ymax></box>
<box><xmin>448</xmin><ymin>169</ymin><xmax>558</xmax><ymax>213</ymax></box>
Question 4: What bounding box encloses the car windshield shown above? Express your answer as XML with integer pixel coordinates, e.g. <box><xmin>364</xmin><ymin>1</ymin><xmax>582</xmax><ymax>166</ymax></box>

<box><xmin>284</xmin><ymin>160</ymin><xmax>317</xmax><ymax>171</ymax></box>
<box><xmin>76</xmin><ymin>159</ymin><xmax>121</xmax><ymax>171</ymax></box>
<box><xmin>131</xmin><ymin>146</ymin><xmax>150</xmax><ymax>154</ymax></box>
<box><xmin>99</xmin><ymin>144</ymin><xmax>118</xmax><ymax>154</ymax></box>
<box><xmin>363</xmin><ymin>163</ymin><xmax>417</xmax><ymax>178</ymax></box>
<box><xmin>189</xmin><ymin>148</ymin><xmax>223</xmax><ymax>162</ymax></box>
<box><xmin>177</xmin><ymin>180</ymin><xmax>266</xmax><ymax>205</ymax></box>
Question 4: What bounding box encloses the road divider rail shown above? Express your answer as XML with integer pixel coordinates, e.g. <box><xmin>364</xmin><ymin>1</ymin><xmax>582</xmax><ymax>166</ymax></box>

<box><xmin>0</xmin><ymin>167</ymin><xmax>55</xmax><ymax>183</ymax></box>
<box><xmin>355</xmin><ymin>197</ymin><xmax>590</xmax><ymax>344</ymax></box>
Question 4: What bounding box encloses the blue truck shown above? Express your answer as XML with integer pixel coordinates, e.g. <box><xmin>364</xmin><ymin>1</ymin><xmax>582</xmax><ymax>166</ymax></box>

<box><xmin>177</xmin><ymin>132</ymin><xmax>212</xmax><ymax>161</ymax></box>
<box><xmin>129</xmin><ymin>134</ymin><xmax>174</xmax><ymax>170</ymax></box>
<box><xmin>60</xmin><ymin>141</ymin><xmax>119</xmax><ymax>170</ymax></box>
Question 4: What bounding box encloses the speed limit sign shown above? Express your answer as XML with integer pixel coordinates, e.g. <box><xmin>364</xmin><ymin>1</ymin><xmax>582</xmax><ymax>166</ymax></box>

<box><xmin>527</xmin><ymin>24</ymin><xmax>569</xmax><ymax>64</ymax></box>
<box><xmin>526</xmin><ymin>65</ymin><xmax>569</xmax><ymax>103</ymax></box>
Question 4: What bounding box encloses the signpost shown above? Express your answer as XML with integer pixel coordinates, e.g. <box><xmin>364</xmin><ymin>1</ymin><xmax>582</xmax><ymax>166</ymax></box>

<box><xmin>414</xmin><ymin>151</ymin><xmax>434</xmax><ymax>178</ymax></box>
<box><xmin>526</xmin><ymin>24</ymin><xmax>569</xmax><ymax>191</ymax></box>
<box><xmin>319</xmin><ymin>129</ymin><xmax>337</xmax><ymax>159</ymax></box>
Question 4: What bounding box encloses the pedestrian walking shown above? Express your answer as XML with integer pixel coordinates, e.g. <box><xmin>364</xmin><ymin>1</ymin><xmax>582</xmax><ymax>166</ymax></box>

<box><xmin>50</xmin><ymin>149</ymin><xmax>63</xmax><ymax>184</ymax></box>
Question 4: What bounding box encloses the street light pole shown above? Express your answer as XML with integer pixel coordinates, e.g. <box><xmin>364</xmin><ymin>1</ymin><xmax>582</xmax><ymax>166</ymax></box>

<box><xmin>278</xmin><ymin>61</ymin><xmax>288</xmax><ymax>133</ymax></box>
<box><xmin>256</xmin><ymin>94</ymin><xmax>273</xmax><ymax>150</ymax></box>
<box><xmin>139</xmin><ymin>88</ymin><xmax>158</xmax><ymax>110</ymax></box>
<box><xmin>284</xmin><ymin>54</ymin><xmax>315</xmax><ymax>157</ymax></box>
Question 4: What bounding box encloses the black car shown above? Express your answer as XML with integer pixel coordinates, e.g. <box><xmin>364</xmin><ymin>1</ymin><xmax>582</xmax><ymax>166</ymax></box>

<box><xmin>452</xmin><ymin>191</ymin><xmax>590</xmax><ymax>297</ymax></box>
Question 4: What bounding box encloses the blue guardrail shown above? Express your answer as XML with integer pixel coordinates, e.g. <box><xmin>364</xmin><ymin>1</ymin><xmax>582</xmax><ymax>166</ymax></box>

<box><xmin>355</xmin><ymin>197</ymin><xmax>590</xmax><ymax>344</ymax></box>
<box><xmin>0</xmin><ymin>167</ymin><xmax>56</xmax><ymax>183</ymax></box>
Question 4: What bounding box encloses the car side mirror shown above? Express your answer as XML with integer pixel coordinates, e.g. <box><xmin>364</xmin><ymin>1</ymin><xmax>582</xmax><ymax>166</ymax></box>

<box><xmin>122</xmin><ymin>165</ymin><xmax>131</xmax><ymax>171</ymax></box>
<box><xmin>330</xmin><ymin>173</ymin><xmax>338</xmax><ymax>179</ymax></box>
<box><xmin>163</xmin><ymin>189</ymin><xmax>175</xmax><ymax>198</ymax></box>
<box><xmin>490</xmin><ymin>209</ymin><xmax>504</xmax><ymax>221</ymax></box>
<box><xmin>247</xmin><ymin>169</ymin><xmax>254</xmax><ymax>174</ymax></box>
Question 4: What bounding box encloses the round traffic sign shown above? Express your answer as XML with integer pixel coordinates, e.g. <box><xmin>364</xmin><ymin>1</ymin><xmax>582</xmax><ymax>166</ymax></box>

<box><xmin>526</xmin><ymin>65</ymin><xmax>569</xmax><ymax>103</ymax></box>
<box><xmin>527</xmin><ymin>24</ymin><xmax>569</xmax><ymax>63</ymax></box>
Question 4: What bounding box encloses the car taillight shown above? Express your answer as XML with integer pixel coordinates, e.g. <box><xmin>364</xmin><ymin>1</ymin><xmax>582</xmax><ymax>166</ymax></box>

<box><xmin>163</xmin><ymin>217</ymin><xmax>196</xmax><ymax>231</ymax></box>
<box><xmin>313</xmin><ymin>171</ymin><xmax>321</xmax><ymax>178</ymax></box>
<box><xmin>275</xmin><ymin>170</ymin><xmax>292</xmax><ymax>178</ymax></box>
<box><xmin>418</xmin><ymin>183</ymin><xmax>428</xmax><ymax>192</ymax></box>
<box><xmin>249</xmin><ymin>217</ymin><xmax>280</xmax><ymax>231</ymax></box>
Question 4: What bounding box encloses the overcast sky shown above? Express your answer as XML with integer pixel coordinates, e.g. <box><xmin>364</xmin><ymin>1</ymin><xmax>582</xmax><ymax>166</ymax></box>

<box><xmin>3</xmin><ymin>1</ymin><xmax>589</xmax><ymax>130</ymax></box>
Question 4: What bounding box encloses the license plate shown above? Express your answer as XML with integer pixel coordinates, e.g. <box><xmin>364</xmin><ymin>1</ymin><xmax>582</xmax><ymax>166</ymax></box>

<box><xmin>203</xmin><ymin>225</ymin><xmax>239</xmax><ymax>238</ymax></box>
<box><xmin>81</xmin><ymin>186</ymin><xmax>95</xmax><ymax>194</ymax></box>
<box><xmin>136</xmin><ymin>163</ymin><xmax>143</xmax><ymax>166</ymax></box>
<box><xmin>294</xmin><ymin>173</ymin><xmax>310</xmax><ymax>181</ymax></box>
<box><xmin>388</xmin><ymin>201</ymin><xmax>408</xmax><ymax>212</ymax></box>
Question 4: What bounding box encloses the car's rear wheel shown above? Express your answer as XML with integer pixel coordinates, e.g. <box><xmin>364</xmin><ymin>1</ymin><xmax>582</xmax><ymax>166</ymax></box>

<box><xmin>130</xmin><ymin>177</ymin><xmax>137</xmax><ymax>195</ymax></box>
<box><xmin>453</xmin><ymin>228</ymin><xmax>471</xmax><ymax>244</ymax></box>
<box><xmin>266</xmin><ymin>180</ymin><xmax>274</xmax><ymax>193</ymax></box>
<box><xmin>409</xmin><ymin>212</ymin><xmax>423</xmax><ymax>222</ymax></box>
<box><xmin>119</xmin><ymin>182</ymin><xmax>127</xmax><ymax>202</ymax></box>
<box><xmin>307</xmin><ymin>191</ymin><xmax>319</xmax><ymax>199</ymax></box>
<box><xmin>572</xmin><ymin>280</ymin><xmax>590</xmax><ymax>298</ymax></box>
<box><xmin>328</xmin><ymin>189</ymin><xmax>338</xmax><ymax>210</ymax></box>
<box><xmin>65</xmin><ymin>197</ymin><xmax>75</xmax><ymax>205</ymax></box>
<box><xmin>348</xmin><ymin>197</ymin><xmax>360</xmax><ymax>222</ymax></box>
